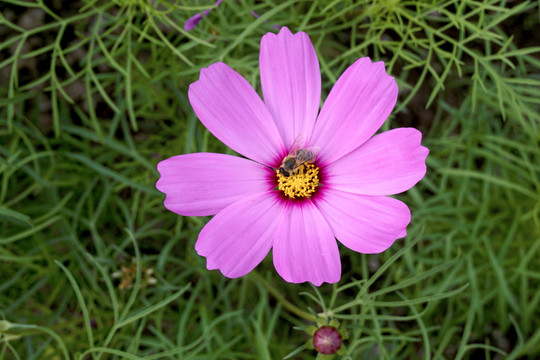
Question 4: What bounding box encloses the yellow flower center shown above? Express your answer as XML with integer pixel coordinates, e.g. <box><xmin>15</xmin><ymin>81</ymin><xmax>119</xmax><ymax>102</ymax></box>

<box><xmin>276</xmin><ymin>163</ymin><xmax>320</xmax><ymax>199</ymax></box>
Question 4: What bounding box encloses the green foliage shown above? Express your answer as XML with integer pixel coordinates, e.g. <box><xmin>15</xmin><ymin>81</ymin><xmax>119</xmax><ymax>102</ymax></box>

<box><xmin>1</xmin><ymin>0</ymin><xmax>539</xmax><ymax>358</ymax></box>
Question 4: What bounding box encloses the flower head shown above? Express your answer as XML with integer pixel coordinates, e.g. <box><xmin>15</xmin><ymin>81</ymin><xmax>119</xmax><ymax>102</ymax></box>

<box><xmin>156</xmin><ymin>27</ymin><xmax>428</xmax><ymax>285</ymax></box>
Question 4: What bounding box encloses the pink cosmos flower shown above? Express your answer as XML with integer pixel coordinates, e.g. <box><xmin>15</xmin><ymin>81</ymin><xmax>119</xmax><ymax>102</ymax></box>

<box><xmin>156</xmin><ymin>27</ymin><xmax>428</xmax><ymax>286</ymax></box>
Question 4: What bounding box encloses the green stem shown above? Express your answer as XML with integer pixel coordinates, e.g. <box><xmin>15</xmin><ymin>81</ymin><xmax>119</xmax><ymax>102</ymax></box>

<box><xmin>250</xmin><ymin>272</ymin><xmax>318</xmax><ymax>323</ymax></box>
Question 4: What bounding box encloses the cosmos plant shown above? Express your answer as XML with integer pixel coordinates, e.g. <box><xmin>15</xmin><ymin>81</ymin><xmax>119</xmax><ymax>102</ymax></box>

<box><xmin>156</xmin><ymin>27</ymin><xmax>428</xmax><ymax>286</ymax></box>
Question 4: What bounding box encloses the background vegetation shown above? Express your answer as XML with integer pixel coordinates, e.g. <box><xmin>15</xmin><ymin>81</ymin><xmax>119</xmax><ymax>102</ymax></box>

<box><xmin>1</xmin><ymin>0</ymin><xmax>539</xmax><ymax>358</ymax></box>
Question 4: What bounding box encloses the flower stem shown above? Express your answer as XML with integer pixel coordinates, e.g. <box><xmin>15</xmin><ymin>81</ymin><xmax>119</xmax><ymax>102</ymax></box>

<box><xmin>249</xmin><ymin>272</ymin><xmax>318</xmax><ymax>322</ymax></box>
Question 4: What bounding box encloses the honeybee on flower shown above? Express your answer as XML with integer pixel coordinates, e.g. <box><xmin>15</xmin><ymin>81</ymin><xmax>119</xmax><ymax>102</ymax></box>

<box><xmin>279</xmin><ymin>135</ymin><xmax>319</xmax><ymax>177</ymax></box>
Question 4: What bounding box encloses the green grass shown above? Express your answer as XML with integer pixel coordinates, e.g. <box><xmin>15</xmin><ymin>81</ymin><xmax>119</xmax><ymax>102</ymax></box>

<box><xmin>1</xmin><ymin>0</ymin><xmax>540</xmax><ymax>358</ymax></box>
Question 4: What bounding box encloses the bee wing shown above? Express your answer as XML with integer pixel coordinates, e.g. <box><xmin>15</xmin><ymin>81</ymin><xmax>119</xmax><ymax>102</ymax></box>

<box><xmin>294</xmin><ymin>147</ymin><xmax>320</xmax><ymax>163</ymax></box>
<box><xmin>306</xmin><ymin>146</ymin><xmax>320</xmax><ymax>158</ymax></box>
<box><xmin>288</xmin><ymin>134</ymin><xmax>307</xmax><ymax>155</ymax></box>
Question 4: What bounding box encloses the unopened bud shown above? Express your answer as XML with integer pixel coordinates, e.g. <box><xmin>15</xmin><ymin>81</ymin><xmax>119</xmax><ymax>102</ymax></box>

<box><xmin>313</xmin><ymin>325</ymin><xmax>342</xmax><ymax>355</ymax></box>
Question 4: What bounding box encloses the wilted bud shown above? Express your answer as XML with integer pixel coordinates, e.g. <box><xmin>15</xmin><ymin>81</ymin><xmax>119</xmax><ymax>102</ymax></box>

<box><xmin>111</xmin><ymin>259</ymin><xmax>157</xmax><ymax>290</ymax></box>
<box><xmin>313</xmin><ymin>325</ymin><xmax>342</xmax><ymax>355</ymax></box>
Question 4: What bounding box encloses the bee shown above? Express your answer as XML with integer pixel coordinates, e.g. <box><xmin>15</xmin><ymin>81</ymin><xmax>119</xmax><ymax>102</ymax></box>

<box><xmin>279</xmin><ymin>136</ymin><xmax>319</xmax><ymax>177</ymax></box>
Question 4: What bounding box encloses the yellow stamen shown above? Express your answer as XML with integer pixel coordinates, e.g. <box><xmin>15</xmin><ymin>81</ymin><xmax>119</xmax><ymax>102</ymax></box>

<box><xmin>276</xmin><ymin>163</ymin><xmax>320</xmax><ymax>199</ymax></box>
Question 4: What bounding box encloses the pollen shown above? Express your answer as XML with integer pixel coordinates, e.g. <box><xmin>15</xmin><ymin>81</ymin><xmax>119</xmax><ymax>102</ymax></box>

<box><xmin>276</xmin><ymin>163</ymin><xmax>320</xmax><ymax>199</ymax></box>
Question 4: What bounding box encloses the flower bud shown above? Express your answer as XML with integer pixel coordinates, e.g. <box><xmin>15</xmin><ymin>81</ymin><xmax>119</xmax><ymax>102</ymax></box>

<box><xmin>313</xmin><ymin>325</ymin><xmax>342</xmax><ymax>355</ymax></box>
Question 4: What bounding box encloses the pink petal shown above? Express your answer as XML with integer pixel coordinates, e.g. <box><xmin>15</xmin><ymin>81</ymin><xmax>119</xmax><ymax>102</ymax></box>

<box><xmin>156</xmin><ymin>153</ymin><xmax>273</xmax><ymax>216</ymax></box>
<box><xmin>195</xmin><ymin>191</ymin><xmax>284</xmax><ymax>278</ymax></box>
<box><xmin>273</xmin><ymin>201</ymin><xmax>340</xmax><ymax>286</ymax></box>
<box><xmin>310</xmin><ymin>58</ymin><xmax>398</xmax><ymax>164</ymax></box>
<box><xmin>184</xmin><ymin>14</ymin><xmax>203</xmax><ymax>31</ymax></box>
<box><xmin>184</xmin><ymin>0</ymin><xmax>223</xmax><ymax>31</ymax></box>
<box><xmin>260</xmin><ymin>27</ymin><xmax>321</xmax><ymax>147</ymax></box>
<box><xmin>315</xmin><ymin>188</ymin><xmax>411</xmax><ymax>254</ymax></box>
<box><xmin>189</xmin><ymin>62</ymin><xmax>285</xmax><ymax>166</ymax></box>
<box><xmin>325</xmin><ymin>128</ymin><xmax>428</xmax><ymax>195</ymax></box>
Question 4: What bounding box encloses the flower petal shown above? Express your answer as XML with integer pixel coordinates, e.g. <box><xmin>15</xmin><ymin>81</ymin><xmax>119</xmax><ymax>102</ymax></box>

<box><xmin>189</xmin><ymin>62</ymin><xmax>285</xmax><ymax>166</ymax></box>
<box><xmin>195</xmin><ymin>191</ymin><xmax>283</xmax><ymax>278</ymax></box>
<box><xmin>184</xmin><ymin>0</ymin><xmax>223</xmax><ymax>31</ymax></box>
<box><xmin>260</xmin><ymin>27</ymin><xmax>321</xmax><ymax>147</ymax></box>
<box><xmin>156</xmin><ymin>153</ymin><xmax>273</xmax><ymax>216</ymax></box>
<box><xmin>184</xmin><ymin>14</ymin><xmax>203</xmax><ymax>31</ymax></box>
<box><xmin>273</xmin><ymin>201</ymin><xmax>340</xmax><ymax>285</ymax></box>
<box><xmin>310</xmin><ymin>58</ymin><xmax>398</xmax><ymax>164</ymax></box>
<box><xmin>325</xmin><ymin>128</ymin><xmax>428</xmax><ymax>195</ymax></box>
<box><xmin>315</xmin><ymin>189</ymin><xmax>411</xmax><ymax>254</ymax></box>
